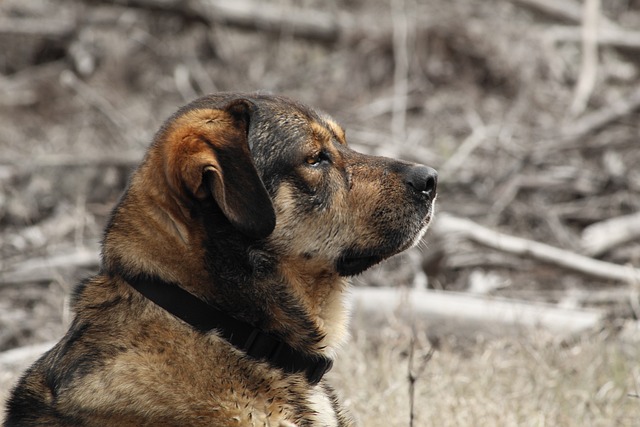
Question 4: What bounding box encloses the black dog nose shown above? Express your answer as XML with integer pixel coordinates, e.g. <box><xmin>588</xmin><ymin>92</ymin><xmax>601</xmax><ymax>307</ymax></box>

<box><xmin>404</xmin><ymin>165</ymin><xmax>438</xmax><ymax>197</ymax></box>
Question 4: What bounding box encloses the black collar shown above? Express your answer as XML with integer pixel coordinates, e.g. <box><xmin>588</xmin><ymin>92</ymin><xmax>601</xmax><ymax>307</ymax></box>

<box><xmin>124</xmin><ymin>273</ymin><xmax>333</xmax><ymax>385</ymax></box>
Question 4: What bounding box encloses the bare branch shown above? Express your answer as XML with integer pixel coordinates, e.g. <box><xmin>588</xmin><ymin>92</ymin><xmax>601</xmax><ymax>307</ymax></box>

<box><xmin>561</xmin><ymin>87</ymin><xmax>640</xmax><ymax>141</ymax></box>
<box><xmin>569</xmin><ymin>0</ymin><xmax>600</xmax><ymax>117</ymax></box>
<box><xmin>582</xmin><ymin>212</ymin><xmax>640</xmax><ymax>256</ymax></box>
<box><xmin>0</xmin><ymin>16</ymin><xmax>75</xmax><ymax>38</ymax></box>
<box><xmin>510</xmin><ymin>0</ymin><xmax>614</xmax><ymax>28</ymax></box>
<box><xmin>435</xmin><ymin>214</ymin><xmax>640</xmax><ymax>283</ymax></box>
<box><xmin>547</xmin><ymin>26</ymin><xmax>640</xmax><ymax>50</ymax></box>
<box><xmin>60</xmin><ymin>70</ymin><xmax>140</xmax><ymax>145</ymax></box>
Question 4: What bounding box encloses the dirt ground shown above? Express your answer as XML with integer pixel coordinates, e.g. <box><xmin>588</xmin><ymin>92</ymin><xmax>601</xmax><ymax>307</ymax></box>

<box><xmin>1</xmin><ymin>0</ymin><xmax>640</xmax><ymax>424</ymax></box>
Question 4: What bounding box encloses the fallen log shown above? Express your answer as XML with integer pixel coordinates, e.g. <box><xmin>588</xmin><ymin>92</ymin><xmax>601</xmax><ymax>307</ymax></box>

<box><xmin>581</xmin><ymin>212</ymin><xmax>640</xmax><ymax>256</ymax></box>
<box><xmin>350</xmin><ymin>287</ymin><xmax>604</xmax><ymax>336</ymax></box>
<box><xmin>435</xmin><ymin>214</ymin><xmax>640</xmax><ymax>283</ymax></box>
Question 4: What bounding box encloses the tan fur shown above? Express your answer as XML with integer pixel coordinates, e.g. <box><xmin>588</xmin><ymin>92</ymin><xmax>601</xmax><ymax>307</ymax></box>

<box><xmin>5</xmin><ymin>93</ymin><xmax>436</xmax><ymax>427</ymax></box>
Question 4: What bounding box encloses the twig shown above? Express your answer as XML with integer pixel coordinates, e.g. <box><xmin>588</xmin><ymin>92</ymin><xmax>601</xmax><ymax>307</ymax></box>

<box><xmin>511</xmin><ymin>0</ymin><xmax>581</xmax><ymax>22</ymax></box>
<box><xmin>355</xmin><ymin>94</ymin><xmax>425</xmax><ymax>121</ymax></box>
<box><xmin>435</xmin><ymin>214</ymin><xmax>640</xmax><ymax>283</ymax></box>
<box><xmin>60</xmin><ymin>70</ymin><xmax>139</xmax><ymax>145</ymax></box>
<box><xmin>581</xmin><ymin>212</ymin><xmax>640</xmax><ymax>256</ymax></box>
<box><xmin>560</xmin><ymin>86</ymin><xmax>640</xmax><ymax>141</ymax></box>
<box><xmin>391</xmin><ymin>0</ymin><xmax>410</xmax><ymax>142</ymax></box>
<box><xmin>547</xmin><ymin>25</ymin><xmax>640</xmax><ymax>50</ymax></box>
<box><xmin>510</xmin><ymin>0</ymin><xmax>614</xmax><ymax>28</ymax></box>
<box><xmin>173</xmin><ymin>64</ymin><xmax>199</xmax><ymax>102</ymax></box>
<box><xmin>347</xmin><ymin>128</ymin><xmax>439</xmax><ymax>164</ymax></box>
<box><xmin>509</xmin><ymin>287</ymin><xmax>635</xmax><ymax>305</ymax></box>
<box><xmin>510</xmin><ymin>0</ymin><xmax>640</xmax><ymax>52</ymax></box>
<box><xmin>408</xmin><ymin>332</ymin><xmax>433</xmax><ymax>427</ymax></box>
<box><xmin>569</xmin><ymin>0</ymin><xmax>600</xmax><ymax>117</ymax></box>
<box><xmin>439</xmin><ymin>116</ymin><xmax>492</xmax><ymax>182</ymax></box>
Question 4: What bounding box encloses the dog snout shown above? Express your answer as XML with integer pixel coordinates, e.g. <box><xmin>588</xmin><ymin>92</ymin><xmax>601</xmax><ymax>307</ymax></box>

<box><xmin>403</xmin><ymin>165</ymin><xmax>438</xmax><ymax>198</ymax></box>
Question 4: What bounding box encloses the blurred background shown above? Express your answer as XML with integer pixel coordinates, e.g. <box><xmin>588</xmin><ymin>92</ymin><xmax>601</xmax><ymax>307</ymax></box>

<box><xmin>1</xmin><ymin>0</ymin><xmax>640</xmax><ymax>425</ymax></box>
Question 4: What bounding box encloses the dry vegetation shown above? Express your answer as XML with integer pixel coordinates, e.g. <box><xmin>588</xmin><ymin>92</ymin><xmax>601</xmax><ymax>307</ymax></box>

<box><xmin>2</xmin><ymin>0</ymin><xmax>640</xmax><ymax>424</ymax></box>
<box><xmin>333</xmin><ymin>319</ymin><xmax>640</xmax><ymax>426</ymax></box>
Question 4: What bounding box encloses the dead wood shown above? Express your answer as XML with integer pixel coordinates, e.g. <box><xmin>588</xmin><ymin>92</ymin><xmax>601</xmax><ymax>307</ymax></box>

<box><xmin>547</xmin><ymin>25</ymin><xmax>640</xmax><ymax>50</ymax></box>
<box><xmin>0</xmin><ymin>61</ymin><xmax>67</xmax><ymax>107</ymax></box>
<box><xmin>0</xmin><ymin>341</ymin><xmax>55</xmax><ymax>366</ymax></box>
<box><xmin>435</xmin><ymin>214</ymin><xmax>640</xmax><ymax>284</ymax></box>
<box><xmin>0</xmin><ymin>151</ymin><xmax>144</xmax><ymax>169</ymax></box>
<box><xmin>99</xmin><ymin>0</ymin><xmax>363</xmax><ymax>42</ymax></box>
<box><xmin>60</xmin><ymin>70</ymin><xmax>139</xmax><ymax>145</ymax></box>
<box><xmin>0</xmin><ymin>247</ymin><xmax>100</xmax><ymax>285</ymax></box>
<box><xmin>582</xmin><ymin>212</ymin><xmax>640</xmax><ymax>256</ymax></box>
<box><xmin>559</xmin><ymin>86</ymin><xmax>640</xmax><ymax>143</ymax></box>
<box><xmin>350</xmin><ymin>287</ymin><xmax>604</xmax><ymax>336</ymax></box>
<box><xmin>568</xmin><ymin>0</ymin><xmax>600</xmax><ymax>117</ymax></box>
<box><xmin>511</xmin><ymin>0</ymin><xmax>582</xmax><ymax>22</ymax></box>
<box><xmin>512</xmin><ymin>0</ymin><xmax>640</xmax><ymax>51</ymax></box>
<box><xmin>508</xmin><ymin>287</ymin><xmax>636</xmax><ymax>305</ymax></box>
<box><xmin>510</xmin><ymin>0</ymin><xmax>615</xmax><ymax>28</ymax></box>
<box><xmin>0</xmin><ymin>16</ymin><xmax>75</xmax><ymax>38</ymax></box>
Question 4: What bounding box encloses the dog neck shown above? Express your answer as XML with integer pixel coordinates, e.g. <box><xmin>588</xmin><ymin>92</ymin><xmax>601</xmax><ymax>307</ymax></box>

<box><xmin>277</xmin><ymin>256</ymin><xmax>351</xmax><ymax>359</ymax></box>
<box><xmin>103</xmin><ymin>158</ymin><xmax>348</xmax><ymax>368</ymax></box>
<box><xmin>123</xmin><ymin>271</ymin><xmax>333</xmax><ymax>385</ymax></box>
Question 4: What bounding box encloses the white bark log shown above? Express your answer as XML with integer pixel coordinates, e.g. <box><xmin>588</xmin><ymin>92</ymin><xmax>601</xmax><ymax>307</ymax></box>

<box><xmin>350</xmin><ymin>287</ymin><xmax>603</xmax><ymax>336</ymax></box>
<box><xmin>435</xmin><ymin>214</ymin><xmax>640</xmax><ymax>283</ymax></box>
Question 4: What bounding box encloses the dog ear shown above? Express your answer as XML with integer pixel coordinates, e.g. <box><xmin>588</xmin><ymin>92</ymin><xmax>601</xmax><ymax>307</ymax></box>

<box><xmin>164</xmin><ymin>98</ymin><xmax>276</xmax><ymax>239</ymax></box>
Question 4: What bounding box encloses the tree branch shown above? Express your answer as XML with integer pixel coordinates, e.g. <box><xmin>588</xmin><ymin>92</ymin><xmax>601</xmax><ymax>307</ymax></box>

<box><xmin>581</xmin><ymin>212</ymin><xmax>640</xmax><ymax>256</ymax></box>
<box><xmin>435</xmin><ymin>214</ymin><xmax>640</xmax><ymax>283</ymax></box>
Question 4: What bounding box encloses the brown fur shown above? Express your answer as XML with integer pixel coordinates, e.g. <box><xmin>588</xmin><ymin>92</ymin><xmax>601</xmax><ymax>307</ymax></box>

<box><xmin>4</xmin><ymin>93</ymin><xmax>437</xmax><ymax>427</ymax></box>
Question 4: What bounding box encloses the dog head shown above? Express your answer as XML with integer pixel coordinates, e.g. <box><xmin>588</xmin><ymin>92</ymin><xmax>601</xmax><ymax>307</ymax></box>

<box><xmin>102</xmin><ymin>93</ymin><xmax>436</xmax><ymax>350</ymax></box>
<box><xmin>243</xmin><ymin>96</ymin><xmax>437</xmax><ymax>278</ymax></box>
<box><xmin>104</xmin><ymin>93</ymin><xmax>436</xmax><ymax>281</ymax></box>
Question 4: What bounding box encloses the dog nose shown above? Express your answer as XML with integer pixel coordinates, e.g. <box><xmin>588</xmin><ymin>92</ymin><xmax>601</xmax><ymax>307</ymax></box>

<box><xmin>404</xmin><ymin>165</ymin><xmax>438</xmax><ymax>197</ymax></box>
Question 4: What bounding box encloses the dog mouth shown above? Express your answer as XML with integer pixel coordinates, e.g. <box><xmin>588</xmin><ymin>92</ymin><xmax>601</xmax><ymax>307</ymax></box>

<box><xmin>336</xmin><ymin>206</ymin><xmax>435</xmax><ymax>277</ymax></box>
<box><xmin>336</xmin><ymin>252</ymin><xmax>385</xmax><ymax>277</ymax></box>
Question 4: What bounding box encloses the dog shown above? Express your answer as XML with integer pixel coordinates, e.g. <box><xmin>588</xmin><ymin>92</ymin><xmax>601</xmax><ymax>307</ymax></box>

<box><xmin>4</xmin><ymin>93</ymin><xmax>437</xmax><ymax>426</ymax></box>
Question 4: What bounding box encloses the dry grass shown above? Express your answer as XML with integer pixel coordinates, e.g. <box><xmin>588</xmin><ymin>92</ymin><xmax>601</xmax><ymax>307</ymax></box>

<box><xmin>331</xmin><ymin>319</ymin><xmax>640</xmax><ymax>427</ymax></box>
<box><xmin>1</xmin><ymin>316</ymin><xmax>638</xmax><ymax>425</ymax></box>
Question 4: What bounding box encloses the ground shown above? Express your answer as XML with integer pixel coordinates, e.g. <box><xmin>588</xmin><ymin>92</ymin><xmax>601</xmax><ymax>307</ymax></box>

<box><xmin>1</xmin><ymin>0</ymin><xmax>640</xmax><ymax>425</ymax></box>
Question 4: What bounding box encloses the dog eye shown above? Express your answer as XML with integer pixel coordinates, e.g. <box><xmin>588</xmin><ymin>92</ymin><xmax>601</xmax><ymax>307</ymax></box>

<box><xmin>305</xmin><ymin>151</ymin><xmax>330</xmax><ymax>167</ymax></box>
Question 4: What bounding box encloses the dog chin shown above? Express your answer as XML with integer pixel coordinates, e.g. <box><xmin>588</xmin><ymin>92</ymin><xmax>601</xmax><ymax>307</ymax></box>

<box><xmin>335</xmin><ymin>253</ymin><xmax>384</xmax><ymax>277</ymax></box>
<box><xmin>336</xmin><ymin>219</ymin><xmax>436</xmax><ymax>277</ymax></box>
<box><xmin>410</xmin><ymin>201</ymin><xmax>436</xmax><ymax>248</ymax></box>
<box><xmin>410</xmin><ymin>213</ymin><xmax>434</xmax><ymax>249</ymax></box>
